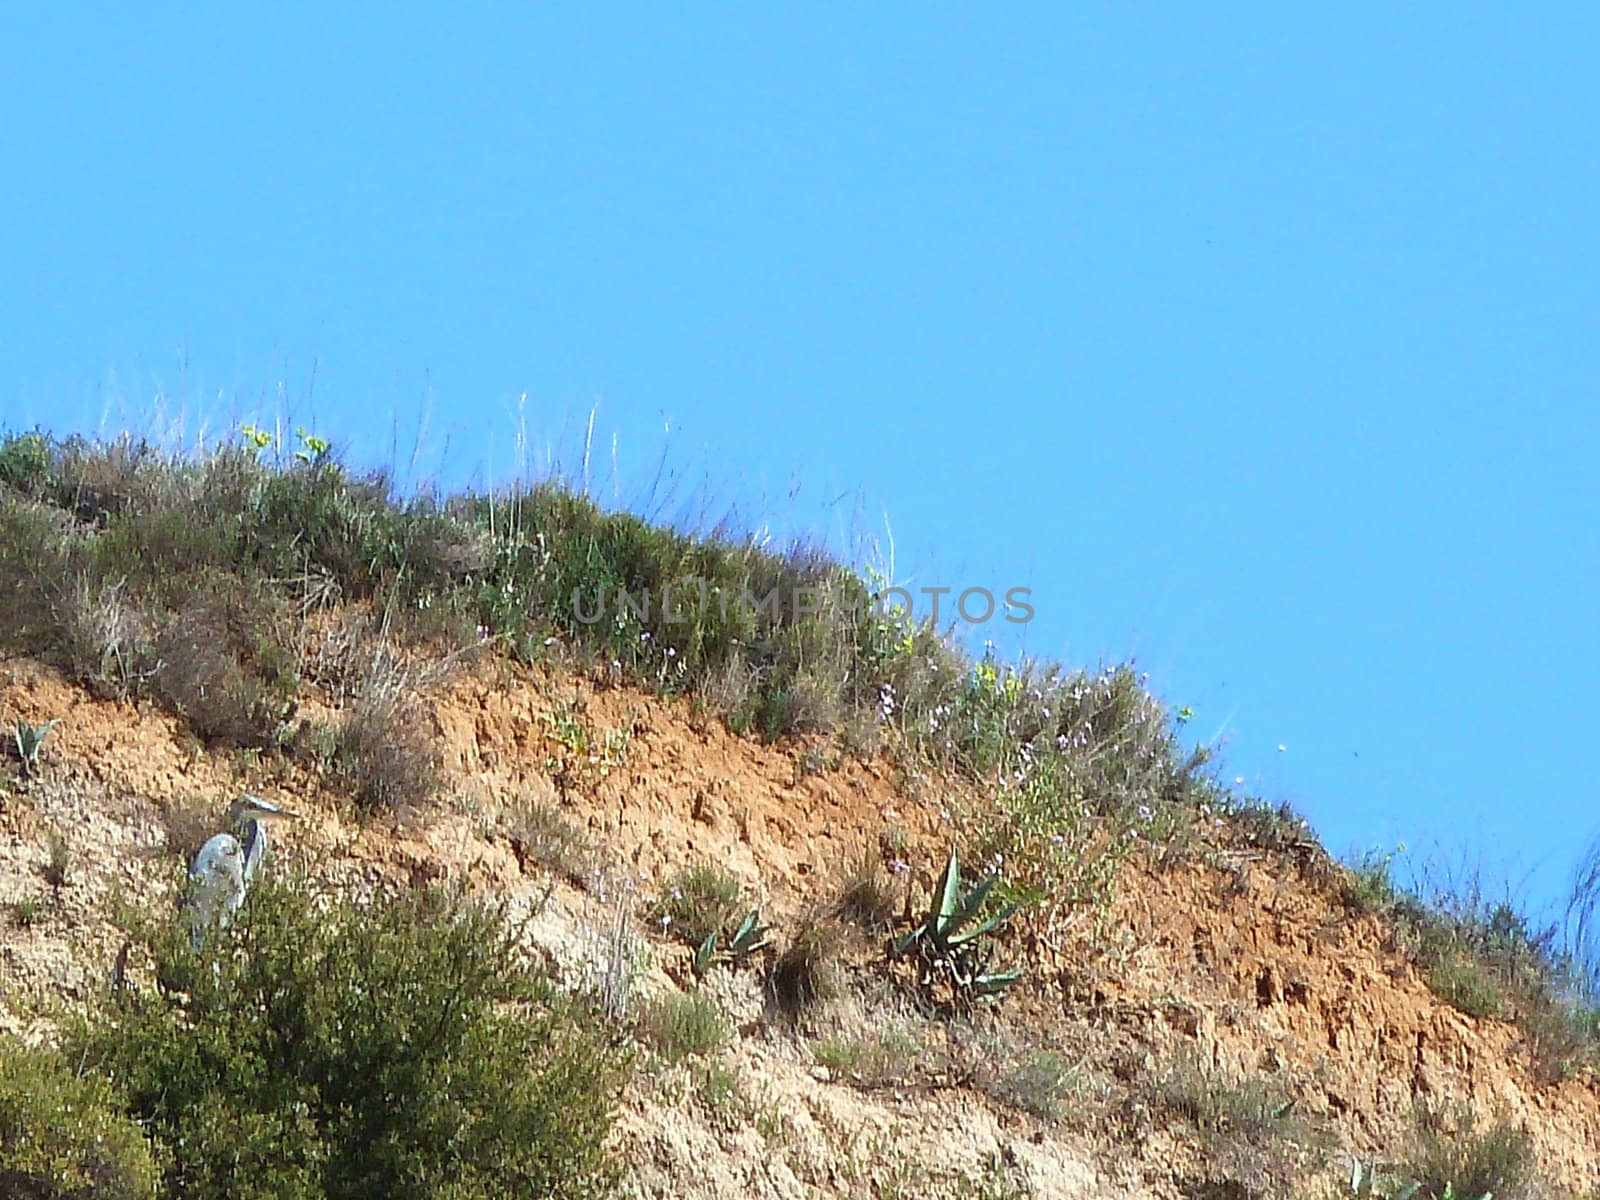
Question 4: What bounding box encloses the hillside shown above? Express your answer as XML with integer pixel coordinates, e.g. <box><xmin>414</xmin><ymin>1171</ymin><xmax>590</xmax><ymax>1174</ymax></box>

<box><xmin>2</xmin><ymin>431</ymin><xmax>1598</xmax><ymax>1199</ymax></box>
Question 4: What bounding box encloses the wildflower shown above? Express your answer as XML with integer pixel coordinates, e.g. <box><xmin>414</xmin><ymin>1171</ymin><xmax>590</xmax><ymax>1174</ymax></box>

<box><xmin>1137</xmin><ymin>804</ymin><xmax>1153</xmax><ymax>823</ymax></box>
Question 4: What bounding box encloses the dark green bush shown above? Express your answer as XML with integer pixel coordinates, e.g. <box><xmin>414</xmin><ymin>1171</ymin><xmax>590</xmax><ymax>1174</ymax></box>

<box><xmin>0</xmin><ymin>1036</ymin><xmax>161</xmax><ymax>1200</ymax></box>
<box><xmin>72</xmin><ymin>876</ymin><xmax>628</xmax><ymax>1200</ymax></box>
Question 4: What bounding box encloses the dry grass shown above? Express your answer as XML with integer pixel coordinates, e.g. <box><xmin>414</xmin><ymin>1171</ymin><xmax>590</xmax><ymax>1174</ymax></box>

<box><xmin>330</xmin><ymin>647</ymin><xmax>439</xmax><ymax>815</ymax></box>
<box><xmin>508</xmin><ymin>799</ymin><xmax>596</xmax><ymax>885</ymax></box>
<box><xmin>768</xmin><ymin>919</ymin><xmax>844</xmax><ymax>1016</ymax></box>
<box><xmin>832</xmin><ymin>848</ymin><xmax>900</xmax><ymax>931</ymax></box>
<box><xmin>160</xmin><ymin>795</ymin><xmax>224</xmax><ymax>865</ymax></box>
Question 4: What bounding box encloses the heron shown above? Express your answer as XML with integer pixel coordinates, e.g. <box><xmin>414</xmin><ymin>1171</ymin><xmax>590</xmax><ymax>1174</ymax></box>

<box><xmin>187</xmin><ymin>793</ymin><xmax>299</xmax><ymax>946</ymax></box>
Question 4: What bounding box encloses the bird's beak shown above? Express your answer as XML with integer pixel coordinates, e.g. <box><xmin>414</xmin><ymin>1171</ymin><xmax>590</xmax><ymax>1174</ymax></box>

<box><xmin>244</xmin><ymin>795</ymin><xmax>300</xmax><ymax>820</ymax></box>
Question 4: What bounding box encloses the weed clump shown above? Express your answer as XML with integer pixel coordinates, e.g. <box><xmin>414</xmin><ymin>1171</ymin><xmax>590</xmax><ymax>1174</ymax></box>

<box><xmin>1401</xmin><ymin>1107</ymin><xmax>1535</xmax><ymax>1200</ymax></box>
<box><xmin>833</xmin><ymin>848</ymin><xmax>899</xmax><ymax>931</ymax></box>
<box><xmin>328</xmin><ymin>655</ymin><xmax>439</xmax><ymax>815</ymax></box>
<box><xmin>768</xmin><ymin>920</ymin><xmax>844</xmax><ymax>1015</ymax></box>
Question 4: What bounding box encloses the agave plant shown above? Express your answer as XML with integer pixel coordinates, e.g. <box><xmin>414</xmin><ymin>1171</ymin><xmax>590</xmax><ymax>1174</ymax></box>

<box><xmin>894</xmin><ymin>848</ymin><xmax>1022</xmax><ymax>1002</ymax></box>
<box><xmin>12</xmin><ymin>718</ymin><xmax>60</xmax><ymax>779</ymax></box>
<box><xmin>693</xmin><ymin>909</ymin><xmax>772</xmax><ymax>977</ymax></box>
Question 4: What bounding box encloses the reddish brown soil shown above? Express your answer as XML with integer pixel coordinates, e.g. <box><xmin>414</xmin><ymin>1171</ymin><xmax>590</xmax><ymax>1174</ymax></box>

<box><xmin>2</xmin><ymin>656</ymin><xmax>1596</xmax><ymax>1197</ymax></box>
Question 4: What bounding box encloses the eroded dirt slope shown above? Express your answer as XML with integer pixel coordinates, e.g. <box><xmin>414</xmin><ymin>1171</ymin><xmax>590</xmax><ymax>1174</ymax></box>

<box><xmin>2</xmin><ymin>658</ymin><xmax>1597</xmax><ymax>1198</ymax></box>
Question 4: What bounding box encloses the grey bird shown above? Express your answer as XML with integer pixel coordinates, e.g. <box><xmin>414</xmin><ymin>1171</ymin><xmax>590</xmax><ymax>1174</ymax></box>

<box><xmin>187</xmin><ymin>794</ymin><xmax>299</xmax><ymax>946</ymax></box>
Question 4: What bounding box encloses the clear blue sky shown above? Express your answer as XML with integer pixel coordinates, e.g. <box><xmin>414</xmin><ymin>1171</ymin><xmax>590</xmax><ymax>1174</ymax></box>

<box><xmin>3</xmin><ymin>6</ymin><xmax>1597</xmax><ymax>919</ymax></box>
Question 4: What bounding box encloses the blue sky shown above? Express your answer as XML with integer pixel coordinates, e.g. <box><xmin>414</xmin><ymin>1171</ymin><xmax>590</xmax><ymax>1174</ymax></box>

<box><xmin>3</xmin><ymin>6</ymin><xmax>1597</xmax><ymax>918</ymax></box>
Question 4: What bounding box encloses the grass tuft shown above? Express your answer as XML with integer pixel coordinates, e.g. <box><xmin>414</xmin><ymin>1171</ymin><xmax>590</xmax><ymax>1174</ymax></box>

<box><xmin>641</xmin><ymin>991</ymin><xmax>728</xmax><ymax>1062</ymax></box>
<box><xmin>650</xmin><ymin>860</ymin><xmax>743</xmax><ymax>947</ymax></box>
<box><xmin>1403</xmin><ymin>1106</ymin><xmax>1534</xmax><ymax>1200</ymax></box>
<box><xmin>768</xmin><ymin>920</ymin><xmax>844</xmax><ymax>1015</ymax></box>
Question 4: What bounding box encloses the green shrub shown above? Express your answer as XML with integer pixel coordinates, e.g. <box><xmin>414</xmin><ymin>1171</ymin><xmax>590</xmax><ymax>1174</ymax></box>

<box><xmin>0</xmin><ymin>430</ymin><xmax>52</xmax><ymax>493</ymax></box>
<box><xmin>72</xmin><ymin>875</ymin><xmax>627</xmax><ymax>1200</ymax></box>
<box><xmin>641</xmin><ymin>992</ymin><xmax>727</xmax><ymax>1062</ymax></box>
<box><xmin>0</xmin><ymin>1036</ymin><xmax>161</xmax><ymax>1200</ymax></box>
<box><xmin>1425</xmin><ymin>955</ymin><xmax>1503</xmax><ymax>1019</ymax></box>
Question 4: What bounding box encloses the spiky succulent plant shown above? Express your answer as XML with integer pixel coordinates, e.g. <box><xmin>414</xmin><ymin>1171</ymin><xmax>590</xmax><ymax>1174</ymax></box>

<box><xmin>12</xmin><ymin>718</ymin><xmax>60</xmax><ymax>779</ymax></box>
<box><xmin>894</xmin><ymin>848</ymin><xmax>1022</xmax><ymax>1002</ymax></box>
<box><xmin>693</xmin><ymin>908</ymin><xmax>772</xmax><ymax>977</ymax></box>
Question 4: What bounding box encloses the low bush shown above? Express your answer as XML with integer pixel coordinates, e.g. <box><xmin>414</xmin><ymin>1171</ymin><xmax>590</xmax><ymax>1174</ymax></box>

<box><xmin>0</xmin><ymin>1036</ymin><xmax>161</xmax><ymax>1200</ymax></box>
<box><xmin>72</xmin><ymin>874</ymin><xmax>628</xmax><ymax>1200</ymax></box>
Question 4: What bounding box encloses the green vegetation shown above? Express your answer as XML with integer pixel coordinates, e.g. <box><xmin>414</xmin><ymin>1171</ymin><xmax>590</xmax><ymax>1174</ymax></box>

<box><xmin>893</xmin><ymin>847</ymin><xmax>1022</xmax><ymax>1005</ymax></box>
<box><xmin>4</xmin><ymin>424</ymin><xmax>1599</xmax><ymax>1193</ymax></box>
<box><xmin>0</xmin><ymin>431</ymin><xmax>1207</xmax><ymax>827</ymax></box>
<box><xmin>692</xmin><ymin>907</ymin><xmax>771</xmax><ymax>977</ymax></box>
<box><xmin>70</xmin><ymin>875</ymin><xmax>627</xmax><ymax>1200</ymax></box>
<box><xmin>12</xmin><ymin>716</ymin><xmax>60</xmax><ymax>778</ymax></box>
<box><xmin>1341</xmin><ymin>1109</ymin><xmax>1535</xmax><ymax>1200</ymax></box>
<box><xmin>1148</xmin><ymin>1053</ymin><xmax>1313</xmax><ymax>1197</ymax></box>
<box><xmin>1340</xmin><ymin>848</ymin><xmax>1600</xmax><ymax>1077</ymax></box>
<box><xmin>641</xmin><ymin>992</ymin><xmax>727</xmax><ymax>1062</ymax></box>
<box><xmin>0</xmin><ymin>1037</ymin><xmax>161</xmax><ymax>1200</ymax></box>
<box><xmin>1403</xmin><ymin>1108</ymin><xmax>1533</xmax><ymax>1200</ymax></box>
<box><xmin>811</xmin><ymin>1021</ymin><xmax>926</xmax><ymax>1089</ymax></box>
<box><xmin>650</xmin><ymin>859</ymin><xmax>744</xmax><ymax>947</ymax></box>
